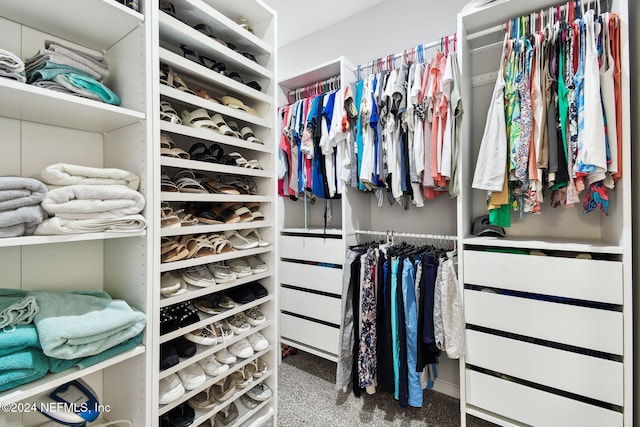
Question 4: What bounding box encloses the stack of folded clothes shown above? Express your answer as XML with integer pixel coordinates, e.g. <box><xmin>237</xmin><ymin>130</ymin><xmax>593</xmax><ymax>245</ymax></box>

<box><xmin>0</xmin><ymin>288</ymin><xmax>147</xmax><ymax>392</ymax></box>
<box><xmin>34</xmin><ymin>163</ymin><xmax>147</xmax><ymax>235</ymax></box>
<box><xmin>25</xmin><ymin>40</ymin><xmax>120</xmax><ymax>105</ymax></box>
<box><xmin>0</xmin><ymin>177</ymin><xmax>47</xmax><ymax>238</ymax></box>
<box><xmin>0</xmin><ymin>48</ymin><xmax>26</xmax><ymax>83</ymax></box>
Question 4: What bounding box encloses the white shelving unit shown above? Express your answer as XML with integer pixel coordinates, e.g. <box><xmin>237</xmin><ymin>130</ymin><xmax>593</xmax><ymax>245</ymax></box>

<box><xmin>152</xmin><ymin>0</ymin><xmax>277</xmax><ymax>425</ymax></box>
<box><xmin>457</xmin><ymin>1</ymin><xmax>633</xmax><ymax>426</ymax></box>
<box><xmin>0</xmin><ymin>0</ymin><xmax>153</xmax><ymax>425</ymax></box>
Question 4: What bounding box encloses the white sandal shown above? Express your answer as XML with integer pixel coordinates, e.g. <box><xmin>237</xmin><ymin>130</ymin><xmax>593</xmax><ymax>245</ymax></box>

<box><xmin>181</xmin><ymin>108</ymin><xmax>220</xmax><ymax>132</ymax></box>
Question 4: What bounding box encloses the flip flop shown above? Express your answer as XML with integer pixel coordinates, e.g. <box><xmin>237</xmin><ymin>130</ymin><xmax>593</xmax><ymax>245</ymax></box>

<box><xmin>181</xmin><ymin>108</ymin><xmax>220</xmax><ymax>132</ymax></box>
<box><xmin>174</xmin><ymin>170</ymin><xmax>207</xmax><ymax>193</ymax></box>
<box><xmin>160</xmin><ymin>101</ymin><xmax>181</xmax><ymax>124</ymax></box>
<box><xmin>220</xmin><ymin>96</ymin><xmax>259</xmax><ymax>116</ymax></box>
<box><xmin>203</xmin><ymin>179</ymin><xmax>241</xmax><ymax>195</ymax></box>
<box><xmin>240</xmin><ymin>126</ymin><xmax>263</xmax><ymax>144</ymax></box>
<box><xmin>211</xmin><ymin>114</ymin><xmax>237</xmax><ymax>137</ymax></box>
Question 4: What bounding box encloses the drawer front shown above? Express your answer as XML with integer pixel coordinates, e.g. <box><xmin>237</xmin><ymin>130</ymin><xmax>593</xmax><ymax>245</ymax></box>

<box><xmin>466</xmin><ymin>370</ymin><xmax>623</xmax><ymax>427</ymax></box>
<box><xmin>279</xmin><ymin>261</ymin><xmax>342</xmax><ymax>295</ymax></box>
<box><xmin>464</xmin><ymin>290</ymin><xmax>623</xmax><ymax>355</ymax></box>
<box><xmin>280</xmin><ymin>287</ymin><xmax>341</xmax><ymax>325</ymax></box>
<box><xmin>463</xmin><ymin>250</ymin><xmax>622</xmax><ymax>304</ymax></box>
<box><xmin>466</xmin><ymin>330</ymin><xmax>623</xmax><ymax>405</ymax></box>
<box><xmin>280</xmin><ymin>313</ymin><xmax>339</xmax><ymax>355</ymax></box>
<box><xmin>279</xmin><ymin>234</ymin><xmax>344</xmax><ymax>264</ymax></box>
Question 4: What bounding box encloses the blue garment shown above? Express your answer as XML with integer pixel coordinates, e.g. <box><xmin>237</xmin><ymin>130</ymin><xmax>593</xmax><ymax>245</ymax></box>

<box><xmin>370</xmin><ymin>76</ymin><xmax>381</xmax><ymax>185</ymax></box>
<box><xmin>390</xmin><ymin>258</ymin><xmax>400</xmax><ymax>399</ymax></box>
<box><xmin>311</xmin><ymin>95</ymin><xmax>326</xmax><ymax>198</ymax></box>
<box><xmin>355</xmin><ymin>80</ymin><xmax>366</xmax><ymax>191</ymax></box>
<box><xmin>402</xmin><ymin>258</ymin><xmax>423</xmax><ymax>407</ymax></box>
<box><xmin>323</xmin><ymin>91</ymin><xmax>336</xmax><ymax>131</ymax></box>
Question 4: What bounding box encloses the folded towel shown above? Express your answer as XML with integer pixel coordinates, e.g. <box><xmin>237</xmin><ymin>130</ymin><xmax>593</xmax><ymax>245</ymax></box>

<box><xmin>48</xmin><ymin>332</ymin><xmax>143</xmax><ymax>373</ymax></box>
<box><xmin>33</xmin><ymin>80</ymin><xmax>96</xmax><ymax>98</ymax></box>
<box><xmin>34</xmin><ymin>214</ymin><xmax>147</xmax><ymax>235</ymax></box>
<box><xmin>41</xmin><ymin>185</ymin><xmax>144</xmax><ymax>220</ymax></box>
<box><xmin>0</xmin><ymin>348</ymin><xmax>49</xmax><ymax>392</ymax></box>
<box><xmin>0</xmin><ymin>325</ymin><xmax>40</xmax><ymax>357</ymax></box>
<box><xmin>30</xmin><ymin>290</ymin><xmax>146</xmax><ymax>359</ymax></box>
<box><xmin>25</xmin><ymin>51</ymin><xmax>104</xmax><ymax>82</ymax></box>
<box><xmin>39</xmin><ymin>164</ymin><xmax>140</xmax><ymax>190</ymax></box>
<box><xmin>0</xmin><ymin>48</ymin><xmax>25</xmax><ymax>72</ymax></box>
<box><xmin>27</xmin><ymin>62</ymin><xmax>97</xmax><ymax>84</ymax></box>
<box><xmin>0</xmin><ymin>294</ymin><xmax>39</xmax><ymax>330</ymax></box>
<box><xmin>0</xmin><ymin>177</ymin><xmax>47</xmax><ymax>212</ymax></box>
<box><xmin>0</xmin><ymin>70</ymin><xmax>26</xmax><ymax>83</ymax></box>
<box><xmin>53</xmin><ymin>73</ymin><xmax>120</xmax><ymax>105</ymax></box>
<box><xmin>45</xmin><ymin>41</ymin><xmax>108</xmax><ymax>73</ymax></box>
<box><xmin>0</xmin><ymin>205</ymin><xmax>46</xmax><ymax>237</ymax></box>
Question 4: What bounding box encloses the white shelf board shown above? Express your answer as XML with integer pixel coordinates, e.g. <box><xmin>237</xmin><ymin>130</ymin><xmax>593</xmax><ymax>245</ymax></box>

<box><xmin>161</xmin><ymin>220</ymin><xmax>272</xmax><ymax>238</ymax></box>
<box><xmin>160</xmin><ymin>85</ymin><xmax>271</xmax><ymax>129</ymax></box>
<box><xmin>226</xmin><ymin>391</ymin><xmax>272</xmax><ymax>427</ymax></box>
<box><xmin>161</xmin><ymin>157</ymin><xmax>271</xmax><ymax>178</ymax></box>
<box><xmin>160</xmin><ymin>121</ymin><xmax>272</xmax><ymax>154</ymax></box>
<box><xmin>160</xmin><ymin>245</ymin><xmax>272</xmax><ymax>272</ymax></box>
<box><xmin>0</xmin><ymin>0</ymin><xmax>143</xmax><ymax>51</ymax></box>
<box><xmin>0</xmin><ymin>345</ymin><xmax>145</xmax><ymax>405</ymax></box>
<box><xmin>278</xmin><ymin>57</ymin><xmax>343</xmax><ymax>92</ymax></box>
<box><xmin>239</xmin><ymin>405</ymin><xmax>274</xmax><ymax>427</ymax></box>
<box><xmin>280</xmin><ymin>227</ymin><xmax>342</xmax><ymax>236</ymax></box>
<box><xmin>279</xmin><ymin>338</ymin><xmax>339</xmax><ymax>363</ymax></box>
<box><xmin>160</xmin><ymin>48</ymin><xmax>271</xmax><ymax>105</ymax></box>
<box><xmin>0</xmin><ymin>78</ymin><xmax>145</xmax><ymax>133</ymax></box>
<box><xmin>160</xmin><ymin>270</ymin><xmax>272</xmax><ymax>308</ymax></box>
<box><xmin>161</xmin><ymin>193</ymin><xmax>271</xmax><ymax>203</ymax></box>
<box><xmin>0</xmin><ymin>230</ymin><xmax>147</xmax><ymax>248</ymax></box>
<box><xmin>462</xmin><ymin>235</ymin><xmax>624</xmax><ymax>254</ymax></box>
<box><xmin>159</xmin><ymin>12</ymin><xmax>272</xmax><ymax>80</ymax></box>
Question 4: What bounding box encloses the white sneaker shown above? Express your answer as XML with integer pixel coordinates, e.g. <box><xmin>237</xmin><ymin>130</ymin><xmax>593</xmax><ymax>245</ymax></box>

<box><xmin>177</xmin><ymin>363</ymin><xmax>206</xmax><ymax>390</ymax></box>
<box><xmin>198</xmin><ymin>355</ymin><xmax>229</xmax><ymax>377</ymax></box>
<box><xmin>227</xmin><ymin>258</ymin><xmax>253</xmax><ymax>278</ymax></box>
<box><xmin>159</xmin><ymin>373</ymin><xmax>185</xmax><ymax>404</ymax></box>
<box><xmin>160</xmin><ymin>272</ymin><xmax>187</xmax><ymax>296</ymax></box>
<box><xmin>179</xmin><ymin>265</ymin><xmax>215</xmax><ymax>287</ymax></box>
<box><xmin>228</xmin><ymin>338</ymin><xmax>254</xmax><ymax>359</ymax></box>
<box><xmin>215</xmin><ymin>348</ymin><xmax>237</xmax><ymax>364</ymax></box>
<box><xmin>245</xmin><ymin>255</ymin><xmax>268</xmax><ymax>274</ymax></box>
<box><xmin>247</xmin><ymin>331</ymin><xmax>269</xmax><ymax>352</ymax></box>
<box><xmin>207</xmin><ymin>263</ymin><xmax>237</xmax><ymax>284</ymax></box>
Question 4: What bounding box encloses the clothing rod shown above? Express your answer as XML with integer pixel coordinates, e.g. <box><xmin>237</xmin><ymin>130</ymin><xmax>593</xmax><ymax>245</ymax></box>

<box><xmin>358</xmin><ymin>33</ymin><xmax>457</xmax><ymax>70</ymax></box>
<box><xmin>352</xmin><ymin>230</ymin><xmax>457</xmax><ymax>241</ymax></box>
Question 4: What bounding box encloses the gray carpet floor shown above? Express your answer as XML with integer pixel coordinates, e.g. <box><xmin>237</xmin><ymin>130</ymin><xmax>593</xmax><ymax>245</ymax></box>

<box><xmin>273</xmin><ymin>350</ymin><xmax>497</xmax><ymax>427</ymax></box>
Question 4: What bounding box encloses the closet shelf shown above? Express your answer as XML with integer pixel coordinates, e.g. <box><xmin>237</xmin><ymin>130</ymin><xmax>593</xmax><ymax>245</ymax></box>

<box><xmin>278</xmin><ymin>58</ymin><xmax>343</xmax><ymax>94</ymax></box>
<box><xmin>240</xmin><ymin>406</ymin><xmax>274</xmax><ymax>427</ymax></box>
<box><xmin>170</xmin><ymin>0</ymin><xmax>273</xmax><ymax>55</ymax></box>
<box><xmin>161</xmin><ymin>221</ymin><xmax>272</xmax><ymax>239</ymax></box>
<box><xmin>461</xmin><ymin>0</ymin><xmax>564</xmax><ymax>36</ymax></box>
<box><xmin>280</xmin><ymin>227</ymin><xmax>343</xmax><ymax>236</ymax></box>
<box><xmin>160</xmin><ymin>271</ymin><xmax>272</xmax><ymax>308</ymax></box>
<box><xmin>159</xmin><ymin>12</ymin><xmax>272</xmax><ymax>80</ymax></box>
<box><xmin>161</xmin><ymin>157</ymin><xmax>272</xmax><ymax>179</ymax></box>
<box><xmin>0</xmin><ymin>78</ymin><xmax>145</xmax><ymax>133</ymax></box>
<box><xmin>279</xmin><ymin>337</ymin><xmax>339</xmax><ymax>363</ymax></box>
<box><xmin>192</xmin><ymin>373</ymin><xmax>273</xmax><ymax>427</ymax></box>
<box><xmin>159</xmin><ymin>347</ymin><xmax>271</xmax><ymax>415</ymax></box>
<box><xmin>0</xmin><ymin>344</ymin><xmax>145</xmax><ymax>405</ymax></box>
<box><xmin>159</xmin><ymin>321</ymin><xmax>272</xmax><ymax>380</ymax></box>
<box><xmin>0</xmin><ymin>230</ymin><xmax>146</xmax><ymax>248</ymax></box>
<box><xmin>160</xmin><ymin>48</ymin><xmax>271</xmax><ymax>105</ymax></box>
<box><xmin>161</xmin><ymin>193</ymin><xmax>271</xmax><ymax>203</ymax></box>
<box><xmin>160</xmin><ymin>246</ymin><xmax>272</xmax><ymax>273</ymax></box>
<box><xmin>0</xmin><ymin>0</ymin><xmax>143</xmax><ymax>52</ymax></box>
<box><xmin>160</xmin><ymin>85</ymin><xmax>271</xmax><ymax>129</ymax></box>
<box><xmin>462</xmin><ymin>236</ymin><xmax>624</xmax><ymax>254</ymax></box>
<box><xmin>160</xmin><ymin>122</ymin><xmax>272</xmax><ymax>154</ymax></box>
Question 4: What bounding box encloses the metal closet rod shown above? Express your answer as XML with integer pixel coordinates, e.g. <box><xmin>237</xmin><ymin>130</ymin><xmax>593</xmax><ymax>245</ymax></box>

<box><xmin>352</xmin><ymin>229</ymin><xmax>458</xmax><ymax>241</ymax></box>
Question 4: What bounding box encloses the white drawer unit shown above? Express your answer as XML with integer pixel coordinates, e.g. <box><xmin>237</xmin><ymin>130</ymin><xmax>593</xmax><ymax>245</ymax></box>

<box><xmin>279</xmin><ymin>313</ymin><xmax>340</xmax><ymax>358</ymax></box>
<box><xmin>279</xmin><ymin>232</ymin><xmax>344</xmax><ymax>264</ymax></box>
<box><xmin>280</xmin><ymin>286</ymin><xmax>342</xmax><ymax>325</ymax></box>
<box><xmin>279</xmin><ymin>260</ymin><xmax>343</xmax><ymax>295</ymax></box>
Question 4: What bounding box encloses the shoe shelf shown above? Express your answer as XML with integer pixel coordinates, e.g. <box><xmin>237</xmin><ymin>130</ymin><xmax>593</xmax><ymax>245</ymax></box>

<box><xmin>160</xmin><ymin>270</ymin><xmax>273</xmax><ymax>308</ymax></box>
<box><xmin>192</xmin><ymin>372</ymin><xmax>273</xmax><ymax>427</ymax></box>
<box><xmin>159</xmin><ymin>12</ymin><xmax>272</xmax><ymax>81</ymax></box>
<box><xmin>0</xmin><ymin>231</ymin><xmax>147</xmax><ymax>248</ymax></box>
<box><xmin>0</xmin><ymin>78</ymin><xmax>145</xmax><ymax>133</ymax></box>
<box><xmin>161</xmin><ymin>220</ymin><xmax>272</xmax><ymax>239</ymax></box>
<box><xmin>161</xmin><ymin>157</ymin><xmax>272</xmax><ymax>179</ymax></box>
<box><xmin>159</xmin><ymin>345</ymin><xmax>272</xmax><ymax>415</ymax></box>
<box><xmin>170</xmin><ymin>0</ymin><xmax>272</xmax><ymax>55</ymax></box>
<box><xmin>161</xmin><ymin>122</ymin><xmax>272</xmax><ymax>154</ymax></box>
<box><xmin>0</xmin><ymin>0</ymin><xmax>143</xmax><ymax>52</ymax></box>
<box><xmin>462</xmin><ymin>235</ymin><xmax>624</xmax><ymax>255</ymax></box>
<box><xmin>161</xmin><ymin>193</ymin><xmax>272</xmax><ymax>203</ymax></box>
<box><xmin>160</xmin><ymin>48</ymin><xmax>271</xmax><ymax>104</ymax></box>
<box><xmin>160</xmin><ymin>321</ymin><xmax>272</xmax><ymax>381</ymax></box>
<box><xmin>160</xmin><ymin>85</ymin><xmax>271</xmax><ymax>129</ymax></box>
<box><xmin>0</xmin><ymin>344</ymin><xmax>145</xmax><ymax>405</ymax></box>
<box><xmin>239</xmin><ymin>405</ymin><xmax>274</xmax><ymax>427</ymax></box>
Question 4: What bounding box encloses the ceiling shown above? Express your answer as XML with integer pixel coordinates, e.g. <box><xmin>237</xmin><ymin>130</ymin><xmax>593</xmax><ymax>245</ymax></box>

<box><xmin>262</xmin><ymin>0</ymin><xmax>386</xmax><ymax>47</ymax></box>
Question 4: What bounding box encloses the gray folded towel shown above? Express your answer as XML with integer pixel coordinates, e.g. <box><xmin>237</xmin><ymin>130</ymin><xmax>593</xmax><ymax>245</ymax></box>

<box><xmin>45</xmin><ymin>40</ymin><xmax>108</xmax><ymax>80</ymax></box>
<box><xmin>0</xmin><ymin>206</ymin><xmax>46</xmax><ymax>237</ymax></box>
<box><xmin>25</xmin><ymin>51</ymin><xmax>104</xmax><ymax>82</ymax></box>
<box><xmin>0</xmin><ymin>177</ymin><xmax>47</xmax><ymax>212</ymax></box>
<box><xmin>0</xmin><ymin>70</ymin><xmax>26</xmax><ymax>83</ymax></box>
<box><xmin>32</xmin><ymin>81</ymin><xmax>97</xmax><ymax>99</ymax></box>
<box><xmin>0</xmin><ymin>48</ymin><xmax>24</xmax><ymax>72</ymax></box>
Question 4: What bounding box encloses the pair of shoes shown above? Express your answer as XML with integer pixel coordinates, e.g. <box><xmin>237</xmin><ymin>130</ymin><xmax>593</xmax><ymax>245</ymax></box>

<box><xmin>159</xmin><ymin>373</ymin><xmax>185</xmax><ymax>404</ymax></box>
<box><xmin>240</xmin><ymin>394</ymin><xmax>260</xmax><ymax>409</ymax></box>
<box><xmin>177</xmin><ymin>363</ymin><xmax>206</xmax><ymax>390</ymax></box>
<box><xmin>228</xmin><ymin>338</ymin><xmax>254</xmax><ymax>359</ymax></box>
<box><xmin>161</xmin><ymin>271</ymin><xmax>187</xmax><ymax>297</ymax></box>
<box><xmin>161</xmin><ymin>336</ymin><xmax>197</xmax><ymax>370</ymax></box>
<box><xmin>160</xmin><ymin>402</ymin><xmax>194</xmax><ymax>427</ymax></box>
<box><xmin>245</xmin><ymin>357</ymin><xmax>268</xmax><ymax>378</ymax></box>
<box><xmin>229</xmin><ymin>367</ymin><xmax>252</xmax><ymax>388</ymax></box>
<box><xmin>179</xmin><ymin>264</ymin><xmax>216</xmax><ymax>287</ymax></box>
<box><xmin>193</xmin><ymin>293</ymin><xmax>235</xmax><ymax>314</ymax></box>
<box><xmin>208</xmin><ymin>262</ymin><xmax>237</xmax><ymax>283</ymax></box>
<box><xmin>246</xmin><ymin>382</ymin><xmax>272</xmax><ymax>402</ymax></box>
<box><xmin>181</xmin><ymin>108</ymin><xmax>240</xmax><ymax>138</ymax></box>
<box><xmin>244</xmin><ymin>306</ymin><xmax>266</xmax><ymax>326</ymax></box>
<box><xmin>225</xmin><ymin>313</ymin><xmax>251</xmax><ymax>335</ymax></box>
<box><xmin>220</xmin><ymin>96</ymin><xmax>262</xmax><ymax>120</ymax></box>
<box><xmin>160</xmin><ymin>133</ymin><xmax>190</xmax><ymax>159</ymax></box>
<box><xmin>214</xmin><ymin>347</ymin><xmax>236</xmax><ymax>364</ymax></box>
<box><xmin>181</xmin><ymin>44</ymin><xmax>227</xmax><ymax>75</ymax></box>
<box><xmin>247</xmin><ymin>331</ymin><xmax>269</xmax><ymax>352</ymax></box>
<box><xmin>160</xmin><ymin>303</ymin><xmax>200</xmax><ymax>335</ymax></box>
<box><xmin>215</xmin><ymin>402</ymin><xmax>239</xmax><ymax>426</ymax></box>
<box><xmin>160</xmin><ymin>100</ymin><xmax>181</xmax><ymax>124</ymax></box>
<box><xmin>184</xmin><ymin>321</ymin><xmax>233</xmax><ymax>345</ymax></box>
<box><xmin>160</xmin><ymin>63</ymin><xmax>196</xmax><ymax>95</ymax></box>
<box><xmin>227</xmin><ymin>282</ymin><xmax>268</xmax><ymax>304</ymax></box>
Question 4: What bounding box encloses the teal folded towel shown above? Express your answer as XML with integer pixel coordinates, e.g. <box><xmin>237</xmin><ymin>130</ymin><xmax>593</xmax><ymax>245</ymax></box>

<box><xmin>0</xmin><ymin>348</ymin><xmax>49</xmax><ymax>392</ymax></box>
<box><xmin>48</xmin><ymin>332</ymin><xmax>143</xmax><ymax>373</ymax></box>
<box><xmin>0</xmin><ymin>325</ymin><xmax>40</xmax><ymax>357</ymax></box>
<box><xmin>27</xmin><ymin>63</ymin><xmax>91</xmax><ymax>84</ymax></box>
<box><xmin>53</xmin><ymin>73</ymin><xmax>120</xmax><ymax>105</ymax></box>
<box><xmin>30</xmin><ymin>290</ymin><xmax>146</xmax><ymax>360</ymax></box>
<box><xmin>0</xmin><ymin>293</ymin><xmax>39</xmax><ymax>329</ymax></box>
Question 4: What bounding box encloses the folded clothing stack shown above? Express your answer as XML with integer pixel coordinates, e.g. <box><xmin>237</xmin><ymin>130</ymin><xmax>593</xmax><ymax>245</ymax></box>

<box><xmin>0</xmin><ymin>177</ymin><xmax>47</xmax><ymax>238</ymax></box>
<box><xmin>24</xmin><ymin>40</ymin><xmax>120</xmax><ymax>105</ymax></box>
<box><xmin>0</xmin><ymin>48</ymin><xmax>26</xmax><ymax>83</ymax></box>
<box><xmin>34</xmin><ymin>163</ymin><xmax>147</xmax><ymax>235</ymax></box>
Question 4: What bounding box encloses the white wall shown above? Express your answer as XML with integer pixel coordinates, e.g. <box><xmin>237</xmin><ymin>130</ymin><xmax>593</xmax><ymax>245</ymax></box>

<box><xmin>278</xmin><ymin>0</ymin><xmax>469</xmax><ymax>80</ymax></box>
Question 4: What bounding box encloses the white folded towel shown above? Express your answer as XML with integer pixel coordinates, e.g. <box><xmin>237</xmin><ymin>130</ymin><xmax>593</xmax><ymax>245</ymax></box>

<box><xmin>39</xmin><ymin>163</ymin><xmax>140</xmax><ymax>190</ymax></box>
<box><xmin>41</xmin><ymin>185</ymin><xmax>145</xmax><ymax>219</ymax></box>
<box><xmin>34</xmin><ymin>214</ymin><xmax>147</xmax><ymax>235</ymax></box>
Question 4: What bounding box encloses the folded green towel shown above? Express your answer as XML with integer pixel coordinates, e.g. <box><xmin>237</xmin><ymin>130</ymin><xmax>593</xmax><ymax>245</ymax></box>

<box><xmin>30</xmin><ymin>290</ymin><xmax>146</xmax><ymax>360</ymax></box>
<box><xmin>0</xmin><ymin>325</ymin><xmax>40</xmax><ymax>357</ymax></box>
<box><xmin>48</xmin><ymin>332</ymin><xmax>143</xmax><ymax>373</ymax></box>
<box><xmin>0</xmin><ymin>294</ymin><xmax>39</xmax><ymax>329</ymax></box>
<box><xmin>0</xmin><ymin>348</ymin><xmax>49</xmax><ymax>392</ymax></box>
